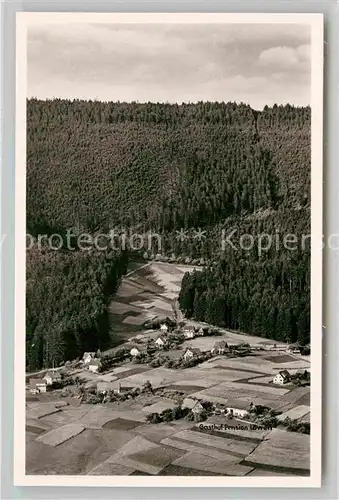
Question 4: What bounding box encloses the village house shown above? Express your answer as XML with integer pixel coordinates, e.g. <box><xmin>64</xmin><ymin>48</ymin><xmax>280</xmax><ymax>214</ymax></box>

<box><xmin>160</xmin><ymin>323</ymin><xmax>169</xmax><ymax>333</ymax></box>
<box><xmin>183</xmin><ymin>328</ymin><xmax>195</xmax><ymax>339</ymax></box>
<box><xmin>287</xmin><ymin>344</ymin><xmax>301</xmax><ymax>354</ymax></box>
<box><xmin>29</xmin><ymin>378</ymin><xmax>47</xmax><ymax>394</ymax></box>
<box><xmin>182</xmin><ymin>397</ymin><xmax>204</xmax><ymax>415</ymax></box>
<box><xmin>130</xmin><ymin>346</ymin><xmax>142</xmax><ymax>357</ymax></box>
<box><xmin>211</xmin><ymin>340</ymin><xmax>228</xmax><ymax>355</ymax></box>
<box><xmin>273</xmin><ymin>370</ymin><xmax>291</xmax><ymax>385</ymax></box>
<box><xmin>154</xmin><ymin>336</ymin><xmax>167</xmax><ymax>349</ymax></box>
<box><xmin>267</xmin><ymin>344</ymin><xmax>285</xmax><ymax>351</ymax></box>
<box><xmin>197</xmin><ymin>327</ymin><xmax>205</xmax><ymax>336</ymax></box>
<box><xmin>83</xmin><ymin>352</ymin><xmax>96</xmax><ymax>364</ymax></box>
<box><xmin>88</xmin><ymin>359</ymin><xmax>101</xmax><ymax>373</ymax></box>
<box><xmin>183</xmin><ymin>347</ymin><xmax>201</xmax><ymax>362</ymax></box>
<box><xmin>43</xmin><ymin>371</ymin><xmax>62</xmax><ymax>386</ymax></box>
<box><xmin>225</xmin><ymin>399</ymin><xmax>252</xmax><ymax>418</ymax></box>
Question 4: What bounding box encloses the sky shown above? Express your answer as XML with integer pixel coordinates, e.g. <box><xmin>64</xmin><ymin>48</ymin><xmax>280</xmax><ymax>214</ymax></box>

<box><xmin>27</xmin><ymin>23</ymin><xmax>311</xmax><ymax>110</ymax></box>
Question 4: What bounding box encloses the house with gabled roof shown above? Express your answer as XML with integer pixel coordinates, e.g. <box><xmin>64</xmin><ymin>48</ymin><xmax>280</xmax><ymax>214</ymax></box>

<box><xmin>182</xmin><ymin>397</ymin><xmax>204</xmax><ymax>414</ymax></box>
<box><xmin>183</xmin><ymin>327</ymin><xmax>195</xmax><ymax>339</ymax></box>
<box><xmin>155</xmin><ymin>336</ymin><xmax>167</xmax><ymax>349</ymax></box>
<box><xmin>88</xmin><ymin>359</ymin><xmax>101</xmax><ymax>373</ymax></box>
<box><xmin>29</xmin><ymin>378</ymin><xmax>47</xmax><ymax>394</ymax></box>
<box><xmin>273</xmin><ymin>370</ymin><xmax>291</xmax><ymax>385</ymax></box>
<box><xmin>83</xmin><ymin>352</ymin><xmax>96</xmax><ymax>364</ymax></box>
<box><xmin>183</xmin><ymin>347</ymin><xmax>201</xmax><ymax>362</ymax></box>
<box><xmin>211</xmin><ymin>340</ymin><xmax>228</xmax><ymax>355</ymax></box>
<box><xmin>225</xmin><ymin>399</ymin><xmax>253</xmax><ymax>418</ymax></box>
<box><xmin>130</xmin><ymin>346</ymin><xmax>142</xmax><ymax>357</ymax></box>
<box><xmin>43</xmin><ymin>371</ymin><xmax>62</xmax><ymax>386</ymax></box>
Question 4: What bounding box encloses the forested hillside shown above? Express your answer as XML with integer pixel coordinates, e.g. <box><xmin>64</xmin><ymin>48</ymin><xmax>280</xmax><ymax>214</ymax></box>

<box><xmin>26</xmin><ymin>99</ymin><xmax>310</xmax><ymax>369</ymax></box>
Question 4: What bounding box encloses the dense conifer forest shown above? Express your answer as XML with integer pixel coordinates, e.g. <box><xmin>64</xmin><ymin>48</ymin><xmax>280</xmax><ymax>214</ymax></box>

<box><xmin>26</xmin><ymin>99</ymin><xmax>310</xmax><ymax>369</ymax></box>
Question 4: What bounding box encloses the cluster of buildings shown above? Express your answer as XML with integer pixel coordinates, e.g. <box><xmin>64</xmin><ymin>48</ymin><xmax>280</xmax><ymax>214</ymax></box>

<box><xmin>268</xmin><ymin>343</ymin><xmax>301</xmax><ymax>354</ymax></box>
<box><xmin>82</xmin><ymin>352</ymin><xmax>102</xmax><ymax>373</ymax></box>
<box><xmin>181</xmin><ymin>397</ymin><xmax>255</xmax><ymax>419</ymax></box>
<box><xmin>129</xmin><ymin>324</ymin><xmax>209</xmax><ymax>358</ymax></box>
<box><xmin>29</xmin><ymin>371</ymin><xmax>62</xmax><ymax>394</ymax></box>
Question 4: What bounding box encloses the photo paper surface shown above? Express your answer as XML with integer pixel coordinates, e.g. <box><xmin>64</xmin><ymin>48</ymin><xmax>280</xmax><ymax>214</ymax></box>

<box><xmin>14</xmin><ymin>12</ymin><xmax>323</xmax><ymax>487</ymax></box>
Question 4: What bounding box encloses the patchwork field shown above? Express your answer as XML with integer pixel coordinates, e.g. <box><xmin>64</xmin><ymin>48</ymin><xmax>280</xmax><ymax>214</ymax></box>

<box><xmin>26</xmin><ymin>344</ymin><xmax>310</xmax><ymax>477</ymax></box>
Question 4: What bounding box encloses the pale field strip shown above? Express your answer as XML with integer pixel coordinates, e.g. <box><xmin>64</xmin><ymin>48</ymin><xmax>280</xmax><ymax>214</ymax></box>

<box><xmin>242</xmin><ymin>429</ymin><xmax>310</xmax><ymax>471</ymax></box>
<box><xmin>36</xmin><ymin>423</ymin><xmax>85</xmax><ymax>447</ymax></box>
<box><xmin>147</xmin><ymin>298</ymin><xmax>173</xmax><ymax>312</ymax></box>
<box><xmin>170</xmin><ymin>451</ymin><xmax>253</xmax><ymax>476</ymax></box>
<box><xmin>109</xmin><ymin>456</ymin><xmax>160</xmax><ymax>475</ymax></box>
<box><xmin>186</xmin><ymin>320</ymin><xmax>286</xmax><ymax>348</ymax></box>
<box><xmin>277</xmin><ymin>405</ymin><xmax>310</xmax><ymax>421</ymax></box>
<box><xmin>121</xmin><ymin>367</ymin><xmax>184</xmax><ymax>388</ymax></box>
<box><xmin>108</xmin><ymin>301</ymin><xmax>141</xmax><ymax>314</ymax></box>
<box><xmin>26</xmin><ymin>404</ymin><xmax>61</xmax><ymax>420</ymax></box>
<box><xmin>123</xmin><ymin>314</ymin><xmax>156</xmax><ymax>325</ymax></box>
<box><xmin>182</xmin><ymin>337</ymin><xmax>222</xmax><ymax>350</ymax></box>
<box><xmin>141</xmin><ymin>399</ymin><xmax>177</xmax><ymax>414</ymax></box>
<box><xmin>104</xmin><ymin>436</ymin><xmax>170</xmax><ymax>474</ymax></box>
<box><xmin>130</xmin><ymin>300</ymin><xmax>154</xmax><ymax>309</ymax></box>
<box><xmin>96</xmin><ymin>373</ymin><xmax>118</xmax><ymax>382</ymax></box>
<box><xmin>129</xmin><ymin>443</ymin><xmax>185</xmax><ymax>469</ymax></box>
<box><xmin>169</xmin><ymin>429</ymin><xmax>256</xmax><ymax>456</ymax></box>
<box><xmin>263</xmin><ymin>428</ymin><xmax>310</xmax><ymax>452</ymax></box>
<box><xmin>160</xmin><ymin>436</ymin><xmax>253</xmax><ymax>468</ymax></box>
<box><xmin>190</xmin><ymin>385</ymin><xmax>289</xmax><ymax>404</ymax></box>
<box><xmin>217</xmin><ymin>380</ymin><xmax>290</xmax><ymax>396</ymax></box>
<box><xmin>112</xmin><ymin>365</ymin><xmax>138</xmax><ymax>375</ymax></box>
<box><xmin>41</xmin><ymin>406</ymin><xmax>92</xmax><ymax>426</ymax></box>
<box><xmin>26</xmin><ymin>417</ymin><xmax>56</xmax><ymax>431</ymax></box>
<box><xmin>245</xmin><ymin>445</ymin><xmax>310</xmax><ymax>471</ymax></box>
<box><xmin>300</xmin><ymin>412</ymin><xmax>310</xmax><ymax>423</ymax></box>
<box><xmin>128</xmin><ymin>276</ymin><xmax>164</xmax><ymax>295</ymax></box>
<box><xmin>203</xmin><ymin>358</ymin><xmax>275</xmax><ymax>374</ymax></box>
<box><xmin>278</xmin><ymin>386</ymin><xmax>310</xmax><ymax>403</ymax></box>
<box><xmin>248</xmin><ymin>375</ymin><xmax>278</xmax><ymax>384</ymax></box>
<box><xmin>182</xmin><ymin>367</ymin><xmax>263</xmax><ymax>383</ymax></box>
<box><xmin>77</xmin><ymin>406</ymin><xmax>147</xmax><ymax>429</ymax></box>
<box><xmin>133</xmin><ymin>423</ymin><xmax>180</xmax><ymax>443</ymax></box>
<box><xmin>116</xmin><ymin>282</ymin><xmax>145</xmax><ymax>297</ymax></box>
<box><xmin>96</xmin><ymin>381</ymin><xmax>121</xmax><ymax>392</ymax></box>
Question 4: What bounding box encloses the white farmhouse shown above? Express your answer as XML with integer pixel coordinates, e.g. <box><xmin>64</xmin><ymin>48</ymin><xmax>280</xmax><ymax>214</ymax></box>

<box><xmin>83</xmin><ymin>352</ymin><xmax>96</xmax><ymax>364</ymax></box>
<box><xmin>184</xmin><ymin>328</ymin><xmax>195</xmax><ymax>339</ymax></box>
<box><xmin>273</xmin><ymin>370</ymin><xmax>291</xmax><ymax>385</ymax></box>
<box><xmin>130</xmin><ymin>347</ymin><xmax>141</xmax><ymax>357</ymax></box>
<box><xmin>182</xmin><ymin>397</ymin><xmax>204</xmax><ymax>415</ymax></box>
<box><xmin>225</xmin><ymin>399</ymin><xmax>252</xmax><ymax>418</ymax></box>
<box><xmin>43</xmin><ymin>371</ymin><xmax>62</xmax><ymax>386</ymax></box>
<box><xmin>29</xmin><ymin>379</ymin><xmax>47</xmax><ymax>394</ymax></box>
<box><xmin>160</xmin><ymin>323</ymin><xmax>169</xmax><ymax>333</ymax></box>
<box><xmin>155</xmin><ymin>336</ymin><xmax>167</xmax><ymax>349</ymax></box>
<box><xmin>183</xmin><ymin>347</ymin><xmax>201</xmax><ymax>362</ymax></box>
<box><xmin>88</xmin><ymin>359</ymin><xmax>101</xmax><ymax>373</ymax></box>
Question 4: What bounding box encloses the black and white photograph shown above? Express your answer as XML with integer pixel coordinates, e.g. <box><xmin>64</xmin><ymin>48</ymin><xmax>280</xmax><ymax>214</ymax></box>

<box><xmin>14</xmin><ymin>13</ymin><xmax>323</xmax><ymax>487</ymax></box>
